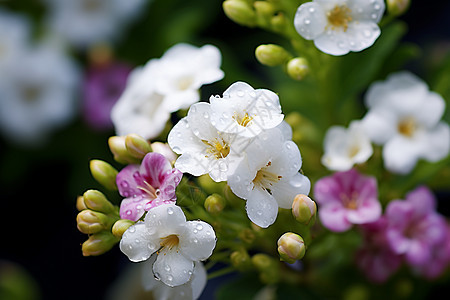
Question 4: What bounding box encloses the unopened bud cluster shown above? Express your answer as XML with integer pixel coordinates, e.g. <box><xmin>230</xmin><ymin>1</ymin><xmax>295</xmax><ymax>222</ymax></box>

<box><xmin>108</xmin><ymin>134</ymin><xmax>152</xmax><ymax>165</ymax></box>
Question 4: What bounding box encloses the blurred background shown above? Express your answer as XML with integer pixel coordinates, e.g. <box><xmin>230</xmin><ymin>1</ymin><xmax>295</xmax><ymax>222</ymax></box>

<box><xmin>0</xmin><ymin>0</ymin><xmax>449</xmax><ymax>299</ymax></box>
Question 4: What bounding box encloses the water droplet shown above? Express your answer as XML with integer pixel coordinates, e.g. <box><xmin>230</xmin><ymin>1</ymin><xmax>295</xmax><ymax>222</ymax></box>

<box><xmin>129</xmin><ymin>226</ymin><xmax>136</xmax><ymax>233</ymax></box>
<box><xmin>219</xmin><ymin>162</ymin><xmax>228</xmax><ymax>172</ymax></box>
<box><xmin>304</xmin><ymin>19</ymin><xmax>310</xmax><ymax>25</ymax></box>
<box><xmin>172</xmin><ymin>146</ymin><xmax>181</xmax><ymax>153</ymax></box>
<box><xmin>136</xmin><ymin>205</ymin><xmax>142</xmax><ymax>210</ymax></box>
<box><xmin>249</xmin><ymin>91</ymin><xmax>256</xmax><ymax>97</ymax></box>
<box><xmin>193</xmin><ymin>229</ymin><xmax>198</xmax><ymax>234</ymax></box>
<box><xmin>121</xmin><ymin>182</ymin><xmax>129</xmax><ymax>188</ymax></box>
<box><xmin>135</xmin><ymin>239</ymin><xmax>140</xmax><ymax>243</ymax></box>
<box><xmin>192</xmin><ymin>238</ymin><xmax>198</xmax><ymax>243</ymax></box>
<box><xmin>371</xmin><ymin>13</ymin><xmax>377</xmax><ymax>19</ymax></box>
<box><xmin>165</xmin><ymin>265</ymin><xmax>171</xmax><ymax>272</ymax></box>
<box><xmin>128</xmin><ymin>245</ymin><xmax>133</xmax><ymax>250</ymax></box>
<box><xmin>235</xmin><ymin>175</ymin><xmax>241</xmax><ymax>182</ymax></box>
<box><xmin>188</xmin><ymin>270</ymin><xmax>193</xmax><ymax>275</ymax></box>
<box><xmin>193</xmin><ymin>129</ymin><xmax>200</xmax><ymax>135</ymax></box>
<box><xmin>191</xmin><ymin>106</ymin><xmax>197</xmax><ymax>113</ymax></box>
<box><xmin>338</xmin><ymin>41</ymin><xmax>346</xmax><ymax>48</ymax></box>
<box><xmin>177</xmin><ymin>132</ymin><xmax>182</xmax><ymax>138</ymax></box>
<box><xmin>126</xmin><ymin>210</ymin><xmax>132</xmax><ymax>216</ymax></box>
<box><xmin>206</xmin><ymin>231</ymin><xmax>211</xmax><ymax>235</ymax></box>
<box><xmin>196</xmin><ymin>224</ymin><xmax>203</xmax><ymax>231</ymax></box>
<box><xmin>374</xmin><ymin>4</ymin><xmax>380</xmax><ymax>10</ymax></box>
<box><xmin>237</xmin><ymin>90</ymin><xmax>245</xmax><ymax>97</ymax></box>
<box><xmin>167</xmin><ymin>207</ymin><xmax>174</xmax><ymax>215</ymax></box>
<box><xmin>257</xmin><ymin>210</ymin><xmax>263</xmax><ymax>216</ymax></box>
<box><xmin>148</xmin><ymin>243</ymin><xmax>155</xmax><ymax>250</ymax></box>
<box><xmin>185</xmin><ymin>122</ymin><xmax>190</xmax><ymax>129</ymax></box>
<box><xmin>309</xmin><ymin>7</ymin><xmax>315</xmax><ymax>13</ymax></box>
<box><xmin>167</xmin><ymin>275</ymin><xmax>173</xmax><ymax>282</ymax></box>
<box><xmin>363</xmin><ymin>30</ymin><xmax>372</xmax><ymax>38</ymax></box>
<box><xmin>286</xmin><ymin>143</ymin><xmax>291</xmax><ymax>149</ymax></box>
<box><xmin>203</xmin><ymin>112</ymin><xmax>209</xmax><ymax>119</ymax></box>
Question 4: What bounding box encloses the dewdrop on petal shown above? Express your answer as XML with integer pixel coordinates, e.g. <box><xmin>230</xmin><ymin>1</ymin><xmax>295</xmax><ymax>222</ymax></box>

<box><xmin>292</xmin><ymin>194</ymin><xmax>317</xmax><ymax>225</ymax></box>
<box><xmin>277</xmin><ymin>232</ymin><xmax>306</xmax><ymax>264</ymax></box>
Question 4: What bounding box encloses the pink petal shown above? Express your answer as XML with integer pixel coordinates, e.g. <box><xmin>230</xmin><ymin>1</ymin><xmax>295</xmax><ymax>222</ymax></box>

<box><xmin>119</xmin><ymin>195</ymin><xmax>148</xmax><ymax>221</ymax></box>
<box><xmin>319</xmin><ymin>203</ymin><xmax>352</xmax><ymax>232</ymax></box>
<box><xmin>140</xmin><ymin>153</ymin><xmax>172</xmax><ymax>187</ymax></box>
<box><xmin>116</xmin><ymin>164</ymin><xmax>144</xmax><ymax>198</ymax></box>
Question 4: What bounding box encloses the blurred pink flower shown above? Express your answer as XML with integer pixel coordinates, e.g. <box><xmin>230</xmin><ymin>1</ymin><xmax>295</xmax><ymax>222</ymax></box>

<box><xmin>116</xmin><ymin>152</ymin><xmax>183</xmax><ymax>221</ymax></box>
<box><xmin>355</xmin><ymin>217</ymin><xmax>402</xmax><ymax>283</ymax></box>
<box><xmin>314</xmin><ymin>169</ymin><xmax>382</xmax><ymax>232</ymax></box>
<box><xmin>385</xmin><ymin>186</ymin><xmax>448</xmax><ymax>267</ymax></box>
<box><xmin>82</xmin><ymin>62</ymin><xmax>131</xmax><ymax>130</ymax></box>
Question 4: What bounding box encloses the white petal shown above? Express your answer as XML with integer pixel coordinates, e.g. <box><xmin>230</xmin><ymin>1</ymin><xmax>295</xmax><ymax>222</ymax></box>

<box><xmin>360</xmin><ymin>111</ymin><xmax>397</xmax><ymax>145</ymax></box>
<box><xmin>174</xmin><ymin>153</ymin><xmax>211</xmax><ymax>177</ymax></box>
<box><xmin>187</xmin><ymin>102</ymin><xmax>218</xmax><ymax>141</ymax></box>
<box><xmin>144</xmin><ymin>204</ymin><xmax>187</xmax><ymax>237</ymax></box>
<box><xmin>179</xmin><ymin>221</ymin><xmax>216</xmax><ymax>261</ymax></box>
<box><xmin>383</xmin><ymin>136</ymin><xmax>421</xmax><ymax>174</ymax></box>
<box><xmin>345</xmin><ymin>21</ymin><xmax>381</xmax><ymax>52</ymax></box>
<box><xmin>246</xmin><ymin>188</ymin><xmax>279</xmax><ymax>228</ymax></box>
<box><xmin>276</xmin><ymin>121</ymin><xmax>293</xmax><ymax>141</ymax></box>
<box><xmin>191</xmin><ymin>263</ymin><xmax>207</xmax><ymax>300</ymax></box>
<box><xmin>413</xmin><ymin>91</ymin><xmax>446</xmax><ymax>129</ymax></box>
<box><xmin>294</xmin><ymin>2</ymin><xmax>327</xmax><ymax>40</ymax></box>
<box><xmin>314</xmin><ymin>30</ymin><xmax>351</xmax><ymax>56</ymax></box>
<box><xmin>268</xmin><ymin>141</ymin><xmax>302</xmax><ymax>177</ymax></box>
<box><xmin>120</xmin><ymin>222</ymin><xmax>156</xmax><ymax>262</ymax></box>
<box><xmin>348</xmin><ymin>0</ymin><xmax>385</xmax><ymax>23</ymax></box>
<box><xmin>420</xmin><ymin>122</ymin><xmax>450</xmax><ymax>162</ymax></box>
<box><xmin>271</xmin><ymin>173</ymin><xmax>311</xmax><ymax>209</ymax></box>
<box><xmin>153</xmin><ymin>248</ymin><xmax>194</xmax><ymax>287</ymax></box>
<box><xmin>168</xmin><ymin>117</ymin><xmax>205</xmax><ymax>154</ymax></box>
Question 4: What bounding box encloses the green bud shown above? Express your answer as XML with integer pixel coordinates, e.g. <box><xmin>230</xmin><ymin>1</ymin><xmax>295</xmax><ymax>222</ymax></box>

<box><xmin>125</xmin><ymin>134</ymin><xmax>152</xmax><ymax>160</ymax></box>
<box><xmin>90</xmin><ymin>160</ymin><xmax>118</xmax><ymax>191</ymax></box>
<box><xmin>270</xmin><ymin>13</ymin><xmax>288</xmax><ymax>33</ymax></box>
<box><xmin>286</xmin><ymin>57</ymin><xmax>309</xmax><ymax>81</ymax></box>
<box><xmin>292</xmin><ymin>194</ymin><xmax>317</xmax><ymax>225</ymax></box>
<box><xmin>223</xmin><ymin>0</ymin><xmax>256</xmax><ymax>27</ymax></box>
<box><xmin>239</xmin><ymin>228</ymin><xmax>256</xmax><ymax>244</ymax></box>
<box><xmin>76</xmin><ymin>195</ymin><xmax>87</xmax><ymax>211</ymax></box>
<box><xmin>343</xmin><ymin>285</ymin><xmax>370</xmax><ymax>300</ymax></box>
<box><xmin>76</xmin><ymin>209</ymin><xmax>111</xmax><ymax>234</ymax></box>
<box><xmin>255</xmin><ymin>44</ymin><xmax>292</xmax><ymax>67</ymax></box>
<box><xmin>82</xmin><ymin>231</ymin><xmax>119</xmax><ymax>256</ymax></box>
<box><xmin>277</xmin><ymin>232</ymin><xmax>306</xmax><ymax>264</ymax></box>
<box><xmin>112</xmin><ymin>219</ymin><xmax>135</xmax><ymax>238</ymax></box>
<box><xmin>253</xmin><ymin>1</ymin><xmax>275</xmax><ymax>18</ymax></box>
<box><xmin>251</xmin><ymin>254</ymin><xmax>279</xmax><ymax>284</ymax></box>
<box><xmin>387</xmin><ymin>0</ymin><xmax>410</xmax><ymax>16</ymax></box>
<box><xmin>108</xmin><ymin>136</ymin><xmax>140</xmax><ymax>165</ymax></box>
<box><xmin>82</xmin><ymin>189</ymin><xmax>117</xmax><ymax>215</ymax></box>
<box><xmin>197</xmin><ymin>174</ymin><xmax>224</xmax><ymax>195</ymax></box>
<box><xmin>204</xmin><ymin>193</ymin><xmax>226</xmax><ymax>214</ymax></box>
<box><xmin>230</xmin><ymin>249</ymin><xmax>253</xmax><ymax>271</ymax></box>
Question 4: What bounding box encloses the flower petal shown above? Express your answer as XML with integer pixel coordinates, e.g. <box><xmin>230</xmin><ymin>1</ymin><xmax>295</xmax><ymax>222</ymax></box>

<box><xmin>144</xmin><ymin>204</ymin><xmax>187</xmax><ymax>237</ymax></box>
<box><xmin>179</xmin><ymin>221</ymin><xmax>216</xmax><ymax>261</ymax></box>
<box><xmin>153</xmin><ymin>248</ymin><xmax>194</xmax><ymax>287</ymax></box>
<box><xmin>348</xmin><ymin>0</ymin><xmax>385</xmax><ymax>23</ymax></box>
<box><xmin>318</xmin><ymin>203</ymin><xmax>352</xmax><ymax>232</ymax></box>
<box><xmin>119</xmin><ymin>195</ymin><xmax>148</xmax><ymax>221</ymax></box>
<box><xmin>346</xmin><ymin>199</ymin><xmax>381</xmax><ymax>224</ymax></box>
<box><xmin>420</xmin><ymin>122</ymin><xmax>450</xmax><ymax>162</ymax></box>
<box><xmin>168</xmin><ymin>117</ymin><xmax>205</xmax><ymax>154</ymax></box>
<box><xmin>120</xmin><ymin>222</ymin><xmax>157</xmax><ymax>262</ymax></box>
<box><xmin>140</xmin><ymin>152</ymin><xmax>172</xmax><ymax>188</ymax></box>
<box><xmin>246</xmin><ymin>188</ymin><xmax>279</xmax><ymax>228</ymax></box>
<box><xmin>345</xmin><ymin>21</ymin><xmax>381</xmax><ymax>53</ymax></box>
<box><xmin>294</xmin><ymin>2</ymin><xmax>327</xmax><ymax>40</ymax></box>
<box><xmin>271</xmin><ymin>173</ymin><xmax>311</xmax><ymax>209</ymax></box>
<box><xmin>383</xmin><ymin>136</ymin><xmax>421</xmax><ymax>174</ymax></box>
<box><xmin>116</xmin><ymin>164</ymin><xmax>143</xmax><ymax>198</ymax></box>
<box><xmin>314</xmin><ymin>30</ymin><xmax>350</xmax><ymax>56</ymax></box>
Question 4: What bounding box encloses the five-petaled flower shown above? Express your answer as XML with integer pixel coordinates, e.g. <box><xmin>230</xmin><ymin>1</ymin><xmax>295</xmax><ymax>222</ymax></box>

<box><xmin>294</xmin><ymin>0</ymin><xmax>385</xmax><ymax>55</ymax></box>
<box><xmin>120</xmin><ymin>204</ymin><xmax>216</xmax><ymax>287</ymax></box>
<box><xmin>116</xmin><ymin>152</ymin><xmax>183</xmax><ymax>221</ymax></box>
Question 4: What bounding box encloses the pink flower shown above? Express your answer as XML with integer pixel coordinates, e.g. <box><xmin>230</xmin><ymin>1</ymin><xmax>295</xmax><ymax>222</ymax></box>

<box><xmin>355</xmin><ymin>218</ymin><xmax>402</xmax><ymax>283</ymax></box>
<box><xmin>116</xmin><ymin>152</ymin><xmax>183</xmax><ymax>221</ymax></box>
<box><xmin>82</xmin><ymin>62</ymin><xmax>132</xmax><ymax>130</ymax></box>
<box><xmin>314</xmin><ymin>169</ymin><xmax>382</xmax><ymax>232</ymax></box>
<box><xmin>385</xmin><ymin>186</ymin><xmax>448</xmax><ymax>267</ymax></box>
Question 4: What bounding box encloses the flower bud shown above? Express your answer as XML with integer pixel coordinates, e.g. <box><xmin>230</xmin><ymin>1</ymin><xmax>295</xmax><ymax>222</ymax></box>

<box><xmin>125</xmin><ymin>134</ymin><xmax>152</xmax><ymax>160</ymax></box>
<box><xmin>239</xmin><ymin>228</ymin><xmax>256</xmax><ymax>244</ymax></box>
<box><xmin>270</xmin><ymin>13</ymin><xmax>288</xmax><ymax>33</ymax></box>
<box><xmin>82</xmin><ymin>231</ymin><xmax>119</xmax><ymax>256</ymax></box>
<box><xmin>112</xmin><ymin>219</ymin><xmax>135</xmax><ymax>238</ymax></box>
<box><xmin>82</xmin><ymin>189</ymin><xmax>117</xmax><ymax>215</ymax></box>
<box><xmin>277</xmin><ymin>232</ymin><xmax>306</xmax><ymax>264</ymax></box>
<box><xmin>286</xmin><ymin>57</ymin><xmax>309</xmax><ymax>81</ymax></box>
<box><xmin>76</xmin><ymin>210</ymin><xmax>111</xmax><ymax>234</ymax></box>
<box><xmin>150</xmin><ymin>142</ymin><xmax>177</xmax><ymax>165</ymax></box>
<box><xmin>292</xmin><ymin>194</ymin><xmax>317</xmax><ymax>225</ymax></box>
<box><xmin>230</xmin><ymin>249</ymin><xmax>252</xmax><ymax>271</ymax></box>
<box><xmin>253</xmin><ymin>1</ymin><xmax>275</xmax><ymax>18</ymax></box>
<box><xmin>223</xmin><ymin>0</ymin><xmax>256</xmax><ymax>27</ymax></box>
<box><xmin>204</xmin><ymin>193</ymin><xmax>226</xmax><ymax>214</ymax></box>
<box><xmin>387</xmin><ymin>0</ymin><xmax>410</xmax><ymax>16</ymax></box>
<box><xmin>90</xmin><ymin>159</ymin><xmax>118</xmax><ymax>191</ymax></box>
<box><xmin>255</xmin><ymin>44</ymin><xmax>292</xmax><ymax>67</ymax></box>
<box><xmin>251</xmin><ymin>254</ymin><xmax>279</xmax><ymax>284</ymax></box>
<box><xmin>76</xmin><ymin>195</ymin><xmax>88</xmax><ymax>211</ymax></box>
<box><xmin>108</xmin><ymin>136</ymin><xmax>140</xmax><ymax>164</ymax></box>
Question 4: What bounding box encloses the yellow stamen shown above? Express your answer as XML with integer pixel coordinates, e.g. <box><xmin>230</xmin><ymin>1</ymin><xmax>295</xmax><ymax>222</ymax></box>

<box><xmin>348</xmin><ymin>145</ymin><xmax>360</xmax><ymax>158</ymax></box>
<box><xmin>398</xmin><ymin>117</ymin><xmax>416</xmax><ymax>137</ymax></box>
<box><xmin>327</xmin><ymin>5</ymin><xmax>352</xmax><ymax>32</ymax></box>
<box><xmin>137</xmin><ymin>180</ymin><xmax>159</xmax><ymax>199</ymax></box>
<box><xmin>202</xmin><ymin>138</ymin><xmax>230</xmax><ymax>159</ymax></box>
<box><xmin>340</xmin><ymin>192</ymin><xmax>359</xmax><ymax>210</ymax></box>
<box><xmin>159</xmin><ymin>234</ymin><xmax>179</xmax><ymax>251</ymax></box>
<box><xmin>253</xmin><ymin>163</ymin><xmax>282</xmax><ymax>194</ymax></box>
<box><xmin>233</xmin><ymin>112</ymin><xmax>253</xmax><ymax>127</ymax></box>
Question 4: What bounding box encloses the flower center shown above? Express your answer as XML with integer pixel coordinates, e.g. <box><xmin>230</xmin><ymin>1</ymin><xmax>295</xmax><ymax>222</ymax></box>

<box><xmin>252</xmin><ymin>161</ymin><xmax>282</xmax><ymax>195</ymax></box>
<box><xmin>137</xmin><ymin>180</ymin><xmax>160</xmax><ymax>199</ymax></box>
<box><xmin>21</xmin><ymin>85</ymin><xmax>42</xmax><ymax>103</ymax></box>
<box><xmin>340</xmin><ymin>192</ymin><xmax>359</xmax><ymax>210</ymax></box>
<box><xmin>327</xmin><ymin>5</ymin><xmax>352</xmax><ymax>32</ymax></box>
<box><xmin>202</xmin><ymin>138</ymin><xmax>230</xmax><ymax>159</ymax></box>
<box><xmin>177</xmin><ymin>76</ymin><xmax>194</xmax><ymax>90</ymax></box>
<box><xmin>398</xmin><ymin>117</ymin><xmax>416</xmax><ymax>137</ymax></box>
<box><xmin>82</xmin><ymin>0</ymin><xmax>102</xmax><ymax>11</ymax></box>
<box><xmin>233</xmin><ymin>112</ymin><xmax>253</xmax><ymax>127</ymax></box>
<box><xmin>159</xmin><ymin>234</ymin><xmax>180</xmax><ymax>251</ymax></box>
<box><xmin>348</xmin><ymin>145</ymin><xmax>360</xmax><ymax>158</ymax></box>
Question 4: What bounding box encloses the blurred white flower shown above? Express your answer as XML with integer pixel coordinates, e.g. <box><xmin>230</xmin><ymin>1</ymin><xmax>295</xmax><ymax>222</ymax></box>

<box><xmin>209</xmin><ymin>81</ymin><xmax>284</xmax><ymax>137</ymax></box>
<box><xmin>361</xmin><ymin>71</ymin><xmax>450</xmax><ymax>174</ymax></box>
<box><xmin>227</xmin><ymin>128</ymin><xmax>311</xmax><ymax>228</ymax></box>
<box><xmin>0</xmin><ymin>42</ymin><xmax>80</xmax><ymax>146</ymax></box>
<box><xmin>321</xmin><ymin>120</ymin><xmax>373</xmax><ymax>171</ymax></box>
<box><xmin>294</xmin><ymin>0</ymin><xmax>385</xmax><ymax>55</ymax></box>
<box><xmin>120</xmin><ymin>204</ymin><xmax>216</xmax><ymax>287</ymax></box>
<box><xmin>43</xmin><ymin>0</ymin><xmax>148</xmax><ymax>48</ymax></box>
<box><xmin>0</xmin><ymin>9</ymin><xmax>30</xmax><ymax>70</ymax></box>
<box><xmin>111</xmin><ymin>43</ymin><xmax>224</xmax><ymax>140</ymax></box>
<box><xmin>168</xmin><ymin>102</ymin><xmax>251</xmax><ymax>182</ymax></box>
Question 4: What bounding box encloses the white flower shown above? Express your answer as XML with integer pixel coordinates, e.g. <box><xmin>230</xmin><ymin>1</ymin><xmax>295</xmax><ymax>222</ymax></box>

<box><xmin>43</xmin><ymin>0</ymin><xmax>148</xmax><ymax>48</ymax></box>
<box><xmin>111</xmin><ymin>43</ymin><xmax>224</xmax><ymax>140</ymax></box>
<box><xmin>0</xmin><ymin>43</ymin><xmax>80</xmax><ymax>145</ymax></box>
<box><xmin>120</xmin><ymin>204</ymin><xmax>216</xmax><ymax>287</ymax></box>
<box><xmin>0</xmin><ymin>9</ymin><xmax>30</xmax><ymax>70</ymax></box>
<box><xmin>227</xmin><ymin>128</ymin><xmax>311</xmax><ymax>228</ymax></box>
<box><xmin>361</xmin><ymin>71</ymin><xmax>450</xmax><ymax>174</ymax></box>
<box><xmin>168</xmin><ymin>102</ymin><xmax>251</xmax><ymax>182</ymax></box>
<box><xmin>321</xmin><ymin>120</ymin><xmax>373</xmax><ymax>171</ymax></box>
<box><xmin>141</xmin><ymin>256</ymin><xmax>207</xmax><ymax>300</ymax></box>
<box><xmin>294</xmin><ymin>0</ymin><xmax>385</xmax><ymax>55</ymax></box>
<box><xmin>209</xmin><ymin>81</ymin><xmax>283</xmax><ymax>137</ymax></box>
